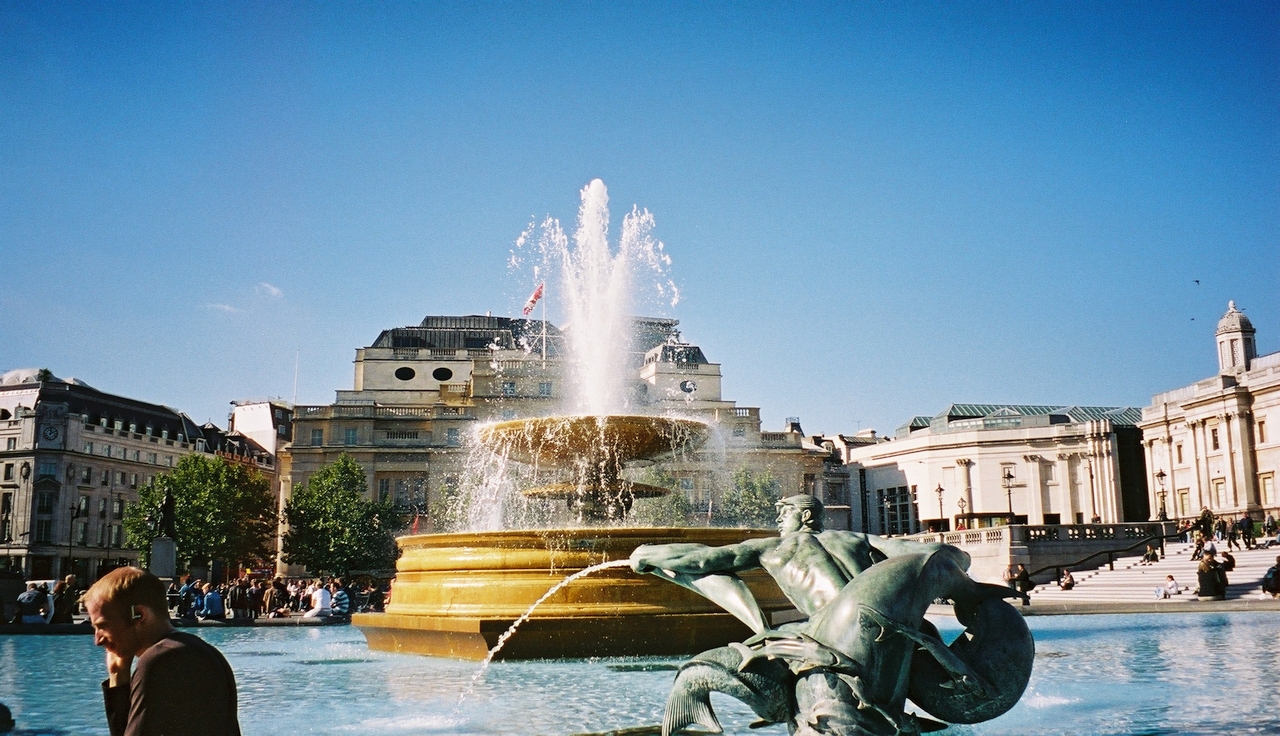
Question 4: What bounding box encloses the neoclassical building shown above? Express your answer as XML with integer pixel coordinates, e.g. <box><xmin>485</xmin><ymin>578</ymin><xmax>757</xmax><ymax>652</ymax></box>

<box><xmin>1139</xmin><ymin>302</ymin><xmax>1279</xmax><ymax>520</ymax></box>
<box><xmin>286</xmin><ymin>315</ymin><xmax>833</xmax><ymax>531</ymax></box>
<box><xmin>825</xmin><ymin>403</ymin><xmax>1148</xmax><ymax>534</ymax></box>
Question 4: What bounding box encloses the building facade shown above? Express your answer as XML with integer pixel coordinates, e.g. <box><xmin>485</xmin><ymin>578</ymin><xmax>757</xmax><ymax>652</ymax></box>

<box><xmin>0</xmin><ymin>369</ymin><xmax>207</xmax><ymax>580</ymax></box>
<box><xmin>286</xmin><ymin>315</ymin><xmax>833</xmax><ymax>532</ymax></box>
<box><xmin>1139</xmin><ymin>302</ymin><xmax>1279</xmax><ymax>521</ymax></box>
<box><xmin>827</xmin><ymin>403</ymin><xmax>1148</xmax><ymax>535</ymax></box>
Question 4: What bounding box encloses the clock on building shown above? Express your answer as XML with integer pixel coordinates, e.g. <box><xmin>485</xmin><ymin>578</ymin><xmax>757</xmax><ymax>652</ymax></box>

<box><xmin>678</xmin><ymin>380</ymin><xmax>697</xmax><ymax>394</ymax></box>
<box><xmin>41</xmin><ymin>425</ymin><xmax>60</xmax><ymax>442</ymax></box>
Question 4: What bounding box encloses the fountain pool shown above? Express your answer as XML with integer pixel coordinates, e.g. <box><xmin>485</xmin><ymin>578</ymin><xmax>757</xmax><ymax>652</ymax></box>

<box><xmin>3</xmin><ymin>612</ymin><xmax>1277</xmax><ymax>735</ymax></box>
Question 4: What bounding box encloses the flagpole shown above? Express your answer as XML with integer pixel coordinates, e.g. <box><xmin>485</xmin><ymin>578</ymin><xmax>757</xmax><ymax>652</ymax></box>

<box><xmin>540</xmin><ymin>282</ymin><xmax>547</xmax><ymax>370</ymax></box>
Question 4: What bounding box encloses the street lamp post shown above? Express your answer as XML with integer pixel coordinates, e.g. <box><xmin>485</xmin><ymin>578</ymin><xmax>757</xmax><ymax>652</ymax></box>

<box><xmin>935</xmin><ymin>484</ymin><xmax>945</xmax><ymax>531</ymax></box>
<box><xmin>1002</xmin><ymin>468</ymin><xmax>1016</xmax><ymax>523</ymax></box>
<box><xmin>1155</xmin><ymin>470</ymin><xmax>1168</xmax><ymax>521</ymax></box>
<box><xmin>66</xmin><ymin>504</ymin><xmax>82</xmax><ymax>579</ymax></box>
<box><xmin>957</xmin><ymin>496</ymin><xmax>967</xmax><ymax>529</ymax></box>
<box><xmin>882</xmin><ymin>493</ymin><xmax>893</xmax><ymax>536</ymax></box>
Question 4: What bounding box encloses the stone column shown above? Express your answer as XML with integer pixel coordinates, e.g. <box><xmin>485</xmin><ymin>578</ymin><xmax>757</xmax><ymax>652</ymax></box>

<box><xmin>1056</xmin><ymin>453</ymin><xmax>1077</xmax><ymax>523</ymax></box>
<box><xmin>1223</xmin><ymin>413</ymin><xmax>1239</xmax><ymax>509</ymax></box>
<box><xmin>1023</xmin><ymin>455</ymin><xmax>1043</xmax><ymax>524</ymax></box>
<box><xmin>957</xmin><ymin>459</ymin><xmax>974</xmax><ymax>517</ymax></box>
<box><xmin>1188</xmin><ymin>420</ymin><xmax>1205</xmax><ymax>511</ymax></box>
<box><xmin>1143</xmin><ymin>439</ymin><xmax>1158</xmax><ymax>519</ymax></box>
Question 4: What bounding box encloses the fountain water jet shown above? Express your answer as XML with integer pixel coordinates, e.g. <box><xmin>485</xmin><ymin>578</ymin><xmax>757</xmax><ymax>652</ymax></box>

<box><xmin>353</xmin><ymin>180</ymin><xmax>787</xmax><ymax>660</ymax></box>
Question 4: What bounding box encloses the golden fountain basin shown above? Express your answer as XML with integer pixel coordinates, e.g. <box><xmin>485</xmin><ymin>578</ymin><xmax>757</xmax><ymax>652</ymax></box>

<box><xmin>476</xmin><ymin>414</ymin><xmax>709</xmax><ymax>466</ymax></box>
<box><xmin>353</xmin><ymin>527</ymin><xmax>790</xmax><ymax>661</ymax></box>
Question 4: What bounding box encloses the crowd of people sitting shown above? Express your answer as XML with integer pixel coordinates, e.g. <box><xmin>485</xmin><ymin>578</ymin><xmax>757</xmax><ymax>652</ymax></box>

<box><xmin>10</xmin><ymin>575</ymin><xmax>79</xmax><ymax>624</ymax></box>
<box><xmin>171</xmin><ymin>576</ymin><xmax>387</xmax><ymax>622</ymax></box>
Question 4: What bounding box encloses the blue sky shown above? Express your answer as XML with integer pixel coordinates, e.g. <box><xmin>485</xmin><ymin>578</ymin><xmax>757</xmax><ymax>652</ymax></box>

<box><xmin>1</xmin><ymin>2</ymin><xmax>1277</xmax><ymax>435</ymax></box>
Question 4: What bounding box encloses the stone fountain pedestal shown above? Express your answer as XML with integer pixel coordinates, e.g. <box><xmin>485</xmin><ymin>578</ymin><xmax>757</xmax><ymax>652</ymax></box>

<box><xmin>353</xmin><ymin>527</ymin><xmax>790</xmax><ymax>660</ymax></box>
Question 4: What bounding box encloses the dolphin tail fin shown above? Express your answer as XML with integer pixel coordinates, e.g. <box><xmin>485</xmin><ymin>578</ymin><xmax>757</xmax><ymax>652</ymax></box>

<box><xmin>662</xmin><ymin>685</ymin><xmax>722</xmax><ymax>736</ymax></box>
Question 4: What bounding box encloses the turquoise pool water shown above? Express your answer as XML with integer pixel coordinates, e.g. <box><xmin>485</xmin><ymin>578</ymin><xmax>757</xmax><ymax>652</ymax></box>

<box><xmin>1</xmin><ymin>612</ymin><xmax>1277</xmax><ymax>735</ymax></box>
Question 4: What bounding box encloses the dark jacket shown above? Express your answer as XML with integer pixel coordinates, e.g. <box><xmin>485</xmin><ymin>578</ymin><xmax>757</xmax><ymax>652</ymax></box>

<box><xmin>103</xmin><ymin>630</ymin><xmax>240</xmax><ymax>736</ymax></box>
<box><xmin>1197</xmin><ymin>560</ymin><xmax>1228</xmax><ymax>598</ymax></box>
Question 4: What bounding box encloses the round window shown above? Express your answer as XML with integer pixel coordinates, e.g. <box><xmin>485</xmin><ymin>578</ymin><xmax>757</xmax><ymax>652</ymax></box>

<box><xmin>432</xmin><ymin>367</ymin><xmax>453</xmax><ymax>381</ymax></box>
<box><xmin>394</xmin><ymin>367</ymin><xmax>416</xmax><ymax>381</ymax></box>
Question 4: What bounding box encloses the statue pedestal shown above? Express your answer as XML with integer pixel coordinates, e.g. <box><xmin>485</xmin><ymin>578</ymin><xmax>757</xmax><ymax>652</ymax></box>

<box><xmin>149</xmin><ymin>537</ymin><xmax>176</xmax><ymax>580</ymax></box>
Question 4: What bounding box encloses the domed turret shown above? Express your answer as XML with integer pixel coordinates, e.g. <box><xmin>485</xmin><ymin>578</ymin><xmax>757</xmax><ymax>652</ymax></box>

<box><xmin>1216</xmin><ymin>300</ymin><xmax>1257</xmax><ymax>374</ymax></box>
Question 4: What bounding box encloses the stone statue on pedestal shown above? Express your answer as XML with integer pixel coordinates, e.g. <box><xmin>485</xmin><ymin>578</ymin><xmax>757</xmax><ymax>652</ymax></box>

<box><xmin>147</xmin><ymin>488</ymin><xmax>178</xmax><ymax>580</ymax></box>
<box><xmin>630</xmin><ymin>495</ymin><xmax>1035</xmax><ymax>736</ymax></box>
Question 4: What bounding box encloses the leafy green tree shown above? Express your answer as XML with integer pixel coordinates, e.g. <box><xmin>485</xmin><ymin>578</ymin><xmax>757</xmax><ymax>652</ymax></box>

<box><xmin>630</xmin><ymin>467</ymin><xmax>694</xmax><ymax>527</ymax></box>
<box><xmin>282</xmin><ymin>455</ymin><xmax>399</xmax><ymax>576</ymax></box>
<box><xmin>717</xmin><ymin>468</ymin><xmax>782</xmax><ymax>528</ymax></box>
<box><xmin>124</xmin><ymin>454</ymin><xmax>277</xmax><ymax>571</ymax></box>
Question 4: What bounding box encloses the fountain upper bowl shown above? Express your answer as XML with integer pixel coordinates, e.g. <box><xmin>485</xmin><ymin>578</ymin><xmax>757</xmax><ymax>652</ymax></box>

<box><xmin>476</xmin><ymin>414</ymin><xmax>709</xmax><ymax>466</ymax></box>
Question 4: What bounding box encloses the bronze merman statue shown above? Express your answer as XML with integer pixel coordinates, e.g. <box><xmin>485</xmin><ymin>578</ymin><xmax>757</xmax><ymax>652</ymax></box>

<box><xmin>630</xmin><ymin>494</ymin><xmax>1034</xmax><ymax>736</ymax></box>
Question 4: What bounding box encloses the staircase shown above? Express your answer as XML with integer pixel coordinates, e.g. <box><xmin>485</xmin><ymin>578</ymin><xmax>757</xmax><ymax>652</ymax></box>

<box><xmin>1026</xmin><ymin>541</ymin><xmax>1279</xmax><ymax>604</ymax></box>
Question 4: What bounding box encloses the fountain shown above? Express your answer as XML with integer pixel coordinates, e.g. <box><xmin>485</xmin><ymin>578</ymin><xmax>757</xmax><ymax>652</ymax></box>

<box><xmin>354</xmin><ymin>180</ymin><xmax>793</xmax><ymax>660</ymax></box>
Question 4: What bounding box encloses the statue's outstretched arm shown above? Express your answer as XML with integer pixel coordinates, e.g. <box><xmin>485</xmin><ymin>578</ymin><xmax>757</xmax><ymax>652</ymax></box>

<box><xmin>630</xmin><ymin>539</ymin><xmax>771</xmax><ymax>576</ymax></box>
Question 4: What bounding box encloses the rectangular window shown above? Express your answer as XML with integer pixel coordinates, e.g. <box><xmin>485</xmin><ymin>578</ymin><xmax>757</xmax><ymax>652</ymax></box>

<box><xmin>161</xmin><ymin>429</ymin><xmax>169</xmax><ymax>440</ymax></box>
<box><xmin>112</xmin><ymin>525</ymin><xmax>123</xmax><ymax>547</ymax></box>
<box><xmin>501</xmin><ymin>410</ymin><xmax>516</xmax><ymax>420</ymax></box>
<box><xmin>101</xmin><ymin>444</ymin><xmax>111</xmax><ymax>457</ymax></box>
<box><xmin>731</xmin><ymin>427</ymin><xmax>746</xmax><ymax>437</ymax></box>
<box><xmin>2</xmin><ymin>463</ymin><xmax>11</xmax><ymax>481</ymax></box>
<box><xmin>1258</xmin><ymin>420</ymin><xmax>1267</xmax><ymax>445</ymax></box>
<box><xmin>36</xmin><ymin>492</ymin><xmax>55</xmax><ymax>514</ymax></box>
<box><xmin>97</xmin><ymin>522</ymin><xmax>107</xmax><ymax>547</ymax></box>
<box><xmin>344</xmin><ymin>428</ymin><xmax>358</xmax><ymax>446</ymax></box>
<box><xmin>35</xmin><ymin>519</ymin><xmax>52</xmax><ymax>543</ymax></box>
<box><xmin>99</xmin><ymin>498</ymin><xmax>108</xmax><ymax>518</ymax></box>
<box><xmin>278</xmin><ymin>424</ymin><xmax>287</xmax><ymax>436</ymax></box>
<box><xmin>117</xmin><ymin>471</ymin><xmax>127</xmax><ymax>485</ymax></box>
<box><xmin>0</xmin><ymin>492</ymin><xmax>9</xmax><ymax>514</ymax></box>
<box><xmin>378</xmin><ymin>478</ymin><xmax>390</xmax><ymax>502</ymax></box>
<box><xmin>114</xmin><ymin>498</ymin><xmax>125</xmax><ymax>519</ymax></box>
<box><xmin>130</xmin><ymin>474</ymin><xmax>137</xmax><ymax>488</ymax></box>
<box><xmin>1211</xmin><ymin>428</ymin><xmax>1220</xmax><ymax>451</ymax></box>
<box><xmin>1261</xmin><ymin>474</ymin><xmax>1275</xmax><ymax>506</ymax></box>
<box><xmin>84</xmin><ymin>441</ymin><xmax>94</xmax><ymax>454</ymax></box>
<box><xmin>81</xmin><ymin>467</ymin><xmax>91</xmax><ymax>484</ymax></box>
<box><xmin>501</xmin><ymin>381</ymin><xmax>517</xmax><ymax>397</ymax></box>
<box><xmin>274</xmin><ymin>409</ymin><xmax>283</xmax><ymax>419</ymax></box>
<box><xmin>1177</xmin><ymin>489</ymin><xmax>1190</xmax><ymax>517</ymax></box>
<box><xmin>1176</xmin><ymin>443</ymin><xmax>1183</xmax><ymax>464</ymax></box>
<box><xmin>78</xmin><ymin>496</ymin><xmax>89</xmax><ymax>514</ymax></box>
<box><xmin>538</xmin><ymin>382</ymin><xmax>552</xmax><ymax>397</ymax></box>
<box><xmin>5</xmin><ymin>438</ymin><xmax>15</xmax><ymax>450</ymax></box>
<box><xmin>100</xmin><ymin>470</ymin><xmax>109</xmax><ymax>485</ymax></box>
<box><xmin>132</xmin><ymin>450</ymin><xmax>140</xmax><ymax>461</ymax></box>
<box><xmin>1213</xmin><ymin>478</ymin><xmax>1226</xmax><ymax>507</ymax></box>
<box><xmin>165</xmin><ymin>456</ymin><xmax>173</xmax><ymax>467</ymax></box>
<box><xmin>129</xmin><ymin>423</ymin><xmax>137</xmax><ymax>434</ymax></box>
<box><xmin>75</xmin><ymin>521</ymin><xmax>87</xmax><ymax>545</ymax></box>
<box><xmin>1043</xmin><ymin>463</ymin><xmax>1055</xmax><ymax>481</ymax></box>
<box><xmin>446</xmin><ymin>428</ymin><xmax>460</xmax><ymax>446</ymax></box>
<box><xmin>147</xmin><ymin>453</ymin><xmax>157</xmax><ymax>464</ymax></box>
<box><xmin>311</xmin><ymin>429</ymin><xmax>324</xmax><ymax>446</ymax></box>
<box><xmin>36</xmin><ymin>461</ymin><xmax>58</xmax><ymax>479</ymax></box>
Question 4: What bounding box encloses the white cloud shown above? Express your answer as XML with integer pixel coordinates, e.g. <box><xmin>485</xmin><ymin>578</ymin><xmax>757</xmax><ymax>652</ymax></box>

<box><xmin>205</xmin><ymin>303</ymin><xmax>238</xmax><ymax>313</ymax></box>
<box><xmin>256</xmin><ymin>282</ymin><xmax>283</xmax><ymax>298</ymax></box>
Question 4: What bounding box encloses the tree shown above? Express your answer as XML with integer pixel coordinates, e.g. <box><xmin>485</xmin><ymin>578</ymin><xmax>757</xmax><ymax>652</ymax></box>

<box><xmin>717</xmin><ymin>468</ymin><xmax>782</xmax><ymax>528</ymax></box>
<box><xmin>630</xmin><ymin>467</ymin><xmax>694</xmax><ymax>527</ymax></box>
<box><xmin>124</xmin><ymin>454</ymin><xmax>277</xmax><ymax>572</ymax></box>
<box><xmin>282</xmin><ymin>455</ymin><xmax>399</xmax><ymax>576</ymax></box>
